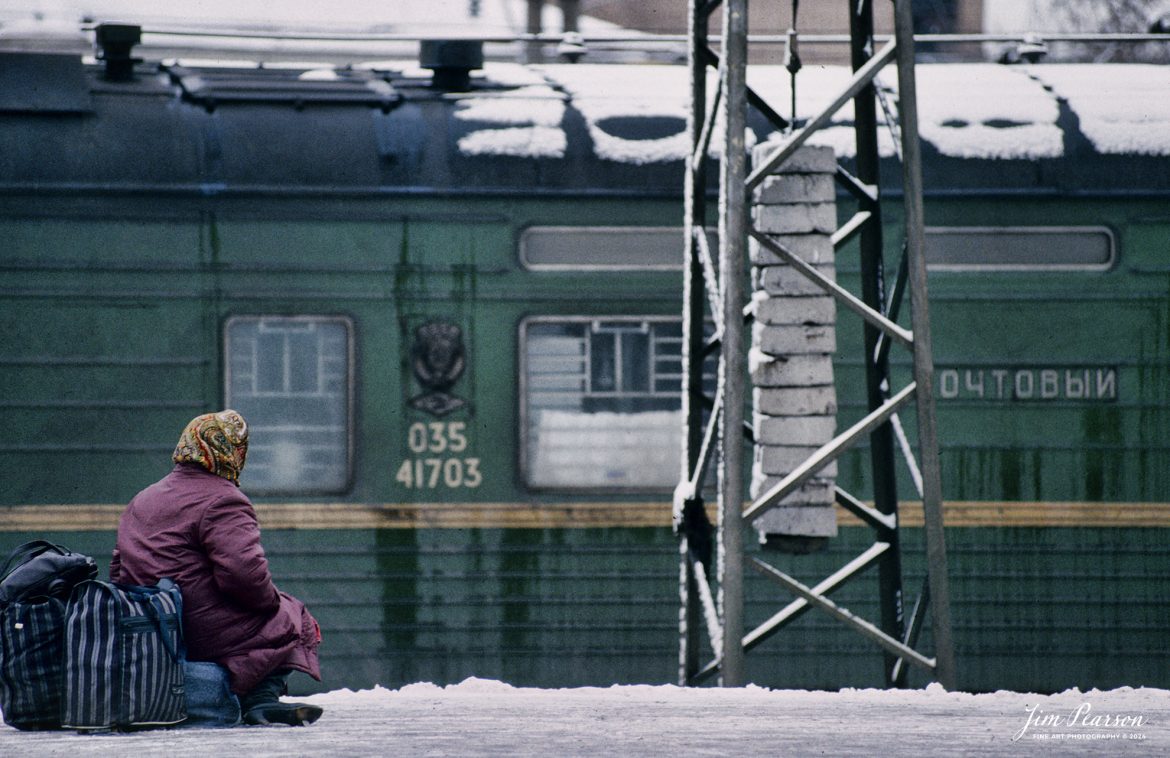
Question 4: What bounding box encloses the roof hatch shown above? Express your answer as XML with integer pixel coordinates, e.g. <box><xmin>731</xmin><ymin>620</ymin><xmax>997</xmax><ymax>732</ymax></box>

<box><xmin>166</xmin><ymin>65</ymin><xmax>400</xmax><ymax>112</ymax></box>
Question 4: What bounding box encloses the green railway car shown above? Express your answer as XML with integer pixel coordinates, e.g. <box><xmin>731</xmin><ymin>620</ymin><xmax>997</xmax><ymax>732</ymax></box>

<box><xmin>1</xmin><ymin>39</ymin><xmax>1168</xmax><ymax>693</ymax></box>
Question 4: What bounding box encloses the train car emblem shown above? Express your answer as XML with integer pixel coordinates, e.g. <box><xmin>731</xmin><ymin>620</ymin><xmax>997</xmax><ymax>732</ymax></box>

<box><xmin>409</xmin><ymin>320</ymin><xmax>468</xmax><ymax>417</ymax></box>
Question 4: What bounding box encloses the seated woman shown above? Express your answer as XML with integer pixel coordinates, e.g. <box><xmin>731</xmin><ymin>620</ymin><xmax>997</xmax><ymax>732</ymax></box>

<box><xmin>110</xmin><ymin>410</ymin><xmax>323</xmax><ymax>726</ymax></box>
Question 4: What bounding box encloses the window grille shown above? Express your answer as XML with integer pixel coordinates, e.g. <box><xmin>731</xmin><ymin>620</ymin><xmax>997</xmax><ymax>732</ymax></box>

<box><xmin>523</xmin><ymin>317</ymin><xmax>715</xmax><ymax>489</ymax></box>
<box><xmin>224</xmin><ymin>316</ymin><xmax>352</xmax><ymax>494</ymax></box>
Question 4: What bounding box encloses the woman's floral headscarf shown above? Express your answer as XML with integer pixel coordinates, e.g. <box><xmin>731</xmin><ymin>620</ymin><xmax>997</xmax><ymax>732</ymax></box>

<box><xmin>172</xmin><ymin>410</ymin><xmax>249</xmax><ymax>484</ymax></box>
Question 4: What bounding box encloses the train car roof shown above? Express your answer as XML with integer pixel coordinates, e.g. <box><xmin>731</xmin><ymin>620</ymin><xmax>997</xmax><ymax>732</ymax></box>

<box><xmin>1</xmin><ymin>51</ymin><xmax>1169</xmax><ymax>199</ymax></box>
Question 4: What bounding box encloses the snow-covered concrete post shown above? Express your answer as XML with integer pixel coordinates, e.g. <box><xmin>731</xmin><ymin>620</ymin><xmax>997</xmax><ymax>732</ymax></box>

<box><xmin>748</xmin><ymin>144</ymin><xmax>838</xmax><ymax>547</ymax></box>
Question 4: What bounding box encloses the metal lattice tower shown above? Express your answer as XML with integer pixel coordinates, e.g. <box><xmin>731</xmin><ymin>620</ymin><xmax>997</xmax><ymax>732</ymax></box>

<box><xmin>674</xmin><ymin>0</ymin><xmax>956</xmax><ymax>689</ymax></box>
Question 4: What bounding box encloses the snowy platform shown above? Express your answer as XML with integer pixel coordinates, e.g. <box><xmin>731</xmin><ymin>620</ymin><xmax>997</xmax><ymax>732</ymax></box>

<box><xmin>2</xmin><ymin>680</ymin><xmax>1166</xmax><ymax>756</ymax></box>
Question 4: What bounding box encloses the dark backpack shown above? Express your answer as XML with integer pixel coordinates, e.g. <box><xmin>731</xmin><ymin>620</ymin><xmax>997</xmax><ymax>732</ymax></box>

<box><xmin>0</xmin><ymin>540</ymin><xmax>99</xmax><ymax>730</ymax></box>
<box><xmin>0</xmin><ymin>540</ymin><xmax>97</xmax><ymax>605</ymax></box>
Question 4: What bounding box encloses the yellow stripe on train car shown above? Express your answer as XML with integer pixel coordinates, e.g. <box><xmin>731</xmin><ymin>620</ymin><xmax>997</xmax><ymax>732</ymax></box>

<box><xmin>2</xmin><ymin>501</ymin><xmax>1169</xmax><ymax>531</ymax></box>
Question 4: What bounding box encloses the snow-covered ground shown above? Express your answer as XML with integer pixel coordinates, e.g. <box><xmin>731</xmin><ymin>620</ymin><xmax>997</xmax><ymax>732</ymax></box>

<box><xmin>2</xmin><ymin>679</ymin><xmax>1166</xmax><ymax>756</ymax></box>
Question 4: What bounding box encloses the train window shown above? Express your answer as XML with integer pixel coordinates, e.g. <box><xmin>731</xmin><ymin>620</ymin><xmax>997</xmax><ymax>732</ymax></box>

<box><xmin>924</xmin><ymin>227</ymin><xmax>1115</xmax><ymax>270</ymax></box>
<box><xmin>521</xmin><ymin>316</ymin><xmax>715</xmax><ymax>490</ymax></box>
<box><xmin>224</xmin><ymin>316</ymin><xmax>353</xmax><ymax>494</ymax></box>
<box><xmin>521</xmin><ymin>226</ymin><xmax>708</xmax><ymax>270</ymax></box>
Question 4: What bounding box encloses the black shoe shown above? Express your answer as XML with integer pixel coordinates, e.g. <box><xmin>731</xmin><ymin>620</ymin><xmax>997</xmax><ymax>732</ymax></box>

<box><xmin>243</xmin><ymin>701</ymin><xmax>324</xmax><ymax>726</ymax></box>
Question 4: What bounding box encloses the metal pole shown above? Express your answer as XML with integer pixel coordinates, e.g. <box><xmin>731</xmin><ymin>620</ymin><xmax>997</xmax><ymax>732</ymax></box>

<box><xmin>717</xmin><ymin>0</ymin><xmax>747</xmax><ymax>687</ymax></box>
<box><xmin>525</xmin><ymin>0</ymin><xmax>543</xmax><ymax>63</ymax></box>
<box><xmin>561</xmin><ymin>0</ymin><xmax>580</xmax><ymax>33</ymax></box>
<box><xmin>849</xmin><ymin>0</ymin><xmax>905</xmax><ymax>688</ymax></box>
<box><xmin>679</xmin><ymin>0</ymin><xmax>711</xmax><ymax>686</ymax></box>
<box><xmin>892</xmin><ymin>0</ymin><xmax>957</xmax><ymax>690</ymax></box>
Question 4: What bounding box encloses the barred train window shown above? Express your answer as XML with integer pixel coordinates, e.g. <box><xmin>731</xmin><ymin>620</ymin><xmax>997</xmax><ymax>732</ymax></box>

<box><xmin>224</xmin><ymin>316</ymin><xmax>352</xmax><ymax>494</ymax></box>
<box><xmin>523</xmin><ymin>317</ymin><xmax>715</xmax><ymax>489</ymax></box>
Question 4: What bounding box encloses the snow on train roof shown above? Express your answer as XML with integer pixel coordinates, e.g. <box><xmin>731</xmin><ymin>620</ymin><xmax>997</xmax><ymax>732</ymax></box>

<box><xmin>910</xmin><ymin>64</ymin><xmax>1062</xmax><ymax>160</ymax></box>
<box><xmin>458</xmin><ymin>62</ymin><xmax>1170</xmax><ymax>163</ymax></box>
<box><xmin>1027</xmin><ymin>64</ymin><xmax>1170</xmax><ymax>155</ymax></box>
<box><xmin>454</xmin><ymin>63</ymin><xmax>568</xmax><ymax>158</ymax></box>
<box><xmin>542</xmin><ymin>64</ymin><xmax>724</xmax><ymax>164</ymax></box>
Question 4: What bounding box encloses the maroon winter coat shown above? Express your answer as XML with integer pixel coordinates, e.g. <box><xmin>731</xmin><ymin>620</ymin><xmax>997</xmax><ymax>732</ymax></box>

<box><xmin>110</xmin><ymin>463</ymin><xmax>321</xmax><ymax>695</ymax></box>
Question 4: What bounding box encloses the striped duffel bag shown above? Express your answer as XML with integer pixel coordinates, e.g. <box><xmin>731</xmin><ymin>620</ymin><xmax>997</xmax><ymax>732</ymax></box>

<box><xmin>62</xmin><ymin>578</ymin><xmax>187</xmax><ymax>731</ymax></box>
<box><xmin>0</xmin><ymin>597</ymin><xmax>68</xmax><ymax>730</ymax></box>
<box><xmin>0</xmin><ymin>539</ymin><xmax>98</xmax><ymax>730</ymax></box>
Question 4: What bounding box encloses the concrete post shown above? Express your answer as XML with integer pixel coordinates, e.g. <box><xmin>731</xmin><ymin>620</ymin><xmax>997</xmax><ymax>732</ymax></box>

<box><xmin>747</xmin><ymin>144</ymin><xmax>839</xmax><ymax>549</ymax></box>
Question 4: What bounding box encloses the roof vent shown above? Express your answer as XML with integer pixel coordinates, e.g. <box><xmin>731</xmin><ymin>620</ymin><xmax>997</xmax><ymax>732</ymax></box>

<box><xmin>419</xmin><ymin>40</ymin><xmax>483</xmax><ymax>91</ymax></box>
<box><xmin>998</xmin><ymin>32</ymin><xmax>1047</xmax><ymax>65</ymax></box>
<box><xmin>95</xmin><ymin>23</ymin><xmax>141</xmax><ymax>81</ymax></box>
<box><xmin>557</xmin><ymin>32</ymin><xmax>587</xmax><ymax>63</ymax></box>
